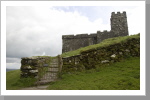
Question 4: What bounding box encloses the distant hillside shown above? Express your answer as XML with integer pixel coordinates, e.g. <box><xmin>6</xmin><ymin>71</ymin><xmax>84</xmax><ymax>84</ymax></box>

<box><xmin>6</xmin><ymin>69</ymin><xmax>19</xmax><ymax>72</ymax></box>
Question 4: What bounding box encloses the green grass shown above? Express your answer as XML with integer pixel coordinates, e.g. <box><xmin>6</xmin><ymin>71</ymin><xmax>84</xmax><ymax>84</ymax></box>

<box><xmin>6</xmin><ymin>70</ymin><xmax>37</xmax><ymax>90</ymax></box>
<box><xmin>6</xmin><ymin>34</ymin><xmax>140</xmax><ymax>90</ymax></box>
<box><xmin>61</xmin><ymin>33</ymin><xmax>140</xmax><ymax>57</ymax></box>
<box><xmin>6</xmin><ymin>55</ymin><xmax>61</xmax><ymax>90</ymax></box>
<box><xmin>6</xmin><ymin>70</ymin><xmax>20</xmax><ymax>90</ymax></box>
<box><xmin>47</xmin><ymin>57</ymin><xmax>140</xmax><ymax>90</ymax></box>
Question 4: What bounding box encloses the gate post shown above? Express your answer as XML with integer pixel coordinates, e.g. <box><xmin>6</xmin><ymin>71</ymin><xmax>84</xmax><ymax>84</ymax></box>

<box><xmin>58</xmin><ymin>55</ymin><xmax>62</xmax><ymax>78</ymax></box>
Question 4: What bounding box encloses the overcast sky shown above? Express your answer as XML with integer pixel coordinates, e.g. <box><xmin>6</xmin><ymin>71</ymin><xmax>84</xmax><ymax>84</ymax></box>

<box><xmin>6</xmin><ymin>5</ymin><xmax>144</xmax><ymax>69</ymax></box>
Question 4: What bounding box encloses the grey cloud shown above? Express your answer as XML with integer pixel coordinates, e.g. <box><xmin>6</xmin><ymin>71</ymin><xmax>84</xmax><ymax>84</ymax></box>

<box><xmin>6</xmin><ymin>58</ymin><xmax>20</xmax><ymax>63</ymax></box>
<box><xmin>6</xmin><ymin>6</ymin><xmax>141</xmax><ymax>69</ymax></box>
<box><xmin>6</xmin><ymin>7</ymin><xmax>64</xmax><ymax>59</ymax></box>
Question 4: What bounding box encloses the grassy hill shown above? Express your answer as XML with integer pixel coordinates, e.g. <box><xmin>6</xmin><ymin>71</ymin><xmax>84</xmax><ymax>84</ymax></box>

<box><xmin>6</xmin><ymin>34</ymin><xmax>140</xmax><ymax>90</ymax></box>
<box><xmin>6</xmin><ymin>56</ymin><xmax>140</xmax><ymax>90</ymax></box>
<box><xmin>61</xmin><ymin>33</ymin><xmax>140</xmax><ymax>57</ymax></box>
<box><xmin>6</xmin><ymin>70</ymin><xmax>20</xmax><ymax>90</ymax></box>
<box><xmin>6</xmin><ymin>70</ymin><xmax>37</xmax><ymax>90</ymax></box>
<box><xmin>47</xmin><ymin>57</ymin><xmax>140</xmax><ymax>90</ymax></box>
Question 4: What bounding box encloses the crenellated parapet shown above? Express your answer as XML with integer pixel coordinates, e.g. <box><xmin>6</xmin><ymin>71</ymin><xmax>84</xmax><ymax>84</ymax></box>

<box><xmin>62</xmin><ymin>33</ymin><xmax>97</xmax><ymax>39</ymax></box>
<box><xmin>111</xmin><ymin>11</ymin><xmax>128</xmax><ymax>36</ymax></box>
<box><xmin>96</xmin><ymin>30</ymin><xmax>113</xmax><ymax>43</ymax></box>
<box><xmin>62</xmin><ymin>35</ymin><xmax>74</xmax><ymax>39</ymax></box>
<box><xmin>62</xmin><ymin>33</ymin><xmax>98</xmax><ymax>53</ymax></box>
<box><xmin>111</xmin><ymin>11</ymin><xmax>127</xmax><ymax>18</ymax></box>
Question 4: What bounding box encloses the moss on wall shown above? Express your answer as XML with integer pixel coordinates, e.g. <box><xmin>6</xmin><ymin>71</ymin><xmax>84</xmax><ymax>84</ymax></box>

<box><xmin>20</xmin><ymin>57</ymin><xmax>51</xmax><ymax>78</ymax></box>
<box><xmin>62</xmin><ymin>34</ymin><xmax>140</xmax><ymax>73</ymax></box>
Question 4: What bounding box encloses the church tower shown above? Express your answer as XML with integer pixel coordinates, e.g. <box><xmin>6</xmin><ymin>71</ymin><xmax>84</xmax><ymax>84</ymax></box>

<box><xmin>110</xmin><ymin>11</ymin><xmax>129</xmax><ymax>36</ymax></box>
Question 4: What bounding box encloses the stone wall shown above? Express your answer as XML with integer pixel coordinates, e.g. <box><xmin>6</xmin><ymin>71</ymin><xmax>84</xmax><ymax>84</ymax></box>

<box><xmin>20</xmin><ymin>56</ymin><xmax>51</xmax><ymax>78</ymax></box>
<box><xmin>62</xmin><ymin>34</ymin><xmax>140</xmax><ymax>73</ymax></box>
<box><xmin>111</xmin><ymin>11</ymin><xmax>128</xmax><ymax>36</ymax></box>
<box><xmin>62</xmin><ymin>33</ymin><xmax>97</xmax><ymax>53</ymax></box>
<box><xmin>97</xmin><ymin>30</ymin><xmax>113</xmax><ymax>43</ymax></box>
<box><xmin>62</xmin><ymin>11</ymin><xmax>129</xmax><ymax>53</ymax></box>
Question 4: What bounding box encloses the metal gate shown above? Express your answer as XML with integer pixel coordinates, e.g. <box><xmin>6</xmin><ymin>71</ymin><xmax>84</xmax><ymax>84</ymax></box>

<box><xmin>36</xmin><ymin>55</ymin><xmax>62</xmax><ymax>85</ymax></box>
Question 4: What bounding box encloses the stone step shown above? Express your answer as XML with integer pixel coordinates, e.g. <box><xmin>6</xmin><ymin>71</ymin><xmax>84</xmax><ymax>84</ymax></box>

<box><xmin>36</xmin><ymin>58</ymin><xmax>60</xmax><ymax>85</ymax></box>
<box><xmin>48</xmin><ymin>68</ymin><xmax>59</xmax><ymax>71</ymax></box>
<box><xmin>41</xmin><ymin>75</ymin><xmax>57</xmax><ymax>78</ymax></box>
<box><xmin>41</xmin><ymin>74</ymin><xmax>57</xmax><ymax>77</ymax></box>
<box><xmin>41</xmin><ymin>73</ymin><xmax>57</xmax><ymax>76</ymax></box>
<box><xmin>49</xmin><ymin>66</ymin><xmax>58</xmax><ymax>68</ymax></box>
<box><xmin>39</xmin><ymin>74</ymin><xmax>58</xmax><ymax>80</ymax></box>
<box><xmin>50</xmin><ymin>63</ymin><xmax>58</xmax><ymax>65</ymax></box>
<box><xmin>46</xmin><ymin>71</ymin><xmax>59</xmax><ymax>73</ymax></box>
<box><xmin>40</xmin><ymin>77</ymin><xmax>57</xmax><ymax>80</ymax></box>
<box><xmin>36</xmin><ymin>79</ymin><xmax>56</xmax><ymax>85</ymax></box>
<box><xmin>49</xmin><ymin>65</ymin><xmax>58</xmax><ymax>68</ymax></box>
<box><xmin>42</xmin><ymin>73</ymin><xmax>57</xmax><ymax>76</ymax></box>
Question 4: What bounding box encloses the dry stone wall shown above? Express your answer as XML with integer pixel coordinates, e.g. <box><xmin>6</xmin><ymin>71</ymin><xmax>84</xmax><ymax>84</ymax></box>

<box><xmin>62</xmin><ymin>35</ymin><xmax>140</xmax><ymax>73</ymax></box>
<box><xmin>20</xmin><ymin>56</ymin><xmax>51</xmax><ymax>78</ymax></box>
